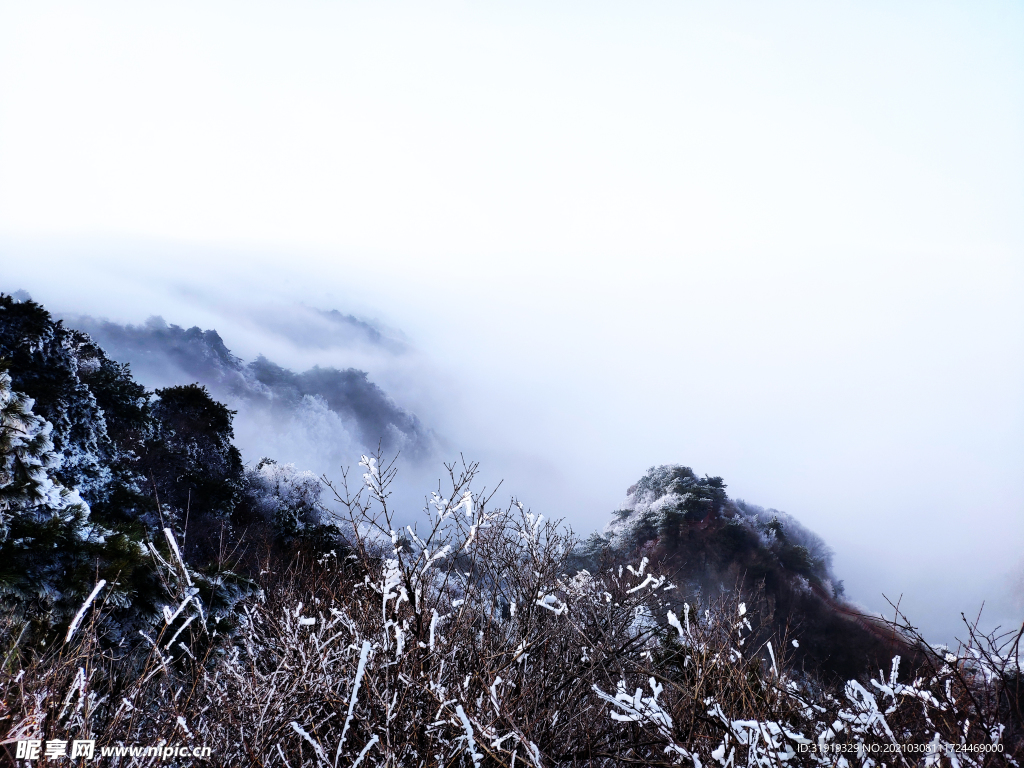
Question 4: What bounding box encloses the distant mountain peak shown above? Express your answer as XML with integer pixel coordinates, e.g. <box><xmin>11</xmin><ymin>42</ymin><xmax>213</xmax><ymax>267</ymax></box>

<box><xmin>61</xmin><ymin>311</ymin><xmax>436</xmax><ymax>462</ymax></box>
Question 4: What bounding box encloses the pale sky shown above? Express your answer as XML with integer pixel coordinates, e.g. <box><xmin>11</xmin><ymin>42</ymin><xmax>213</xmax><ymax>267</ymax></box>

<box><xmin>1</xmin><ymin>1</ymin><xmax>1022</xmax><ymax>642</ymax></box>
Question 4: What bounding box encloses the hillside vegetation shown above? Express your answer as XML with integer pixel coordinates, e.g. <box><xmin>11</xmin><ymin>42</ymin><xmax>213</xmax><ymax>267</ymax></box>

<box><xmin>1</xmin><ymin>293</ymin><xmax>1021</xmax><ymax>766</ymax></box>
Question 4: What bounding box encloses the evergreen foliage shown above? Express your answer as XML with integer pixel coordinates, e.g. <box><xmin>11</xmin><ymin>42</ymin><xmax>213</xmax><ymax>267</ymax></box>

<box><xmin>143</xmin><ymin>384</ymin><xmax>245</xmax><ymax>564</ymax></box>
<box><xmin>0</xmin><ymin>294</ymin><xmax>344</xmax><ymax>643</ymax></box>
<box><xmin>0</xmin><ymin>368</ymin><xmax>147</xmax><ymax>633</ymax></box>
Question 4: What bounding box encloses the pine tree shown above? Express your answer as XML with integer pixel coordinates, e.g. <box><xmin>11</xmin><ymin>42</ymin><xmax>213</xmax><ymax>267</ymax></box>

<box><xmin>0</xmin><ymin>369</ymin><xmax>151</xmax><ymax>637</ymax></box>
<box><xmin>0</xmin><ymin>369</ymin><xmax>97</xmax><ymax>620</ymax></box>
<box><xmin>0</xmin><ymin>369</ymin><xmax>88</xmax><ymax>534</ymax></box>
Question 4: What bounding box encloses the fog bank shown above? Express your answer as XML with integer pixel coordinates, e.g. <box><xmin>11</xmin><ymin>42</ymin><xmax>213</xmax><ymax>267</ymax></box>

<box><xmin>2</xmin><ymin>0</ymin><xmax>1022</xmax><ymax>644</ymax></box>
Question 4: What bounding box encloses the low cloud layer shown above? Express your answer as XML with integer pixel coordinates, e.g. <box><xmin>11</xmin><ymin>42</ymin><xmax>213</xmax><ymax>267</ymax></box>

<box><xmin>4</xmin><ymin>231</ymin><xmax>1022</xmax><ymax>649</ymax></box>
<box><xmin>1</xmin><ymin>0</ymin><xmax>1022</xmax><ymax>652</ymax></box>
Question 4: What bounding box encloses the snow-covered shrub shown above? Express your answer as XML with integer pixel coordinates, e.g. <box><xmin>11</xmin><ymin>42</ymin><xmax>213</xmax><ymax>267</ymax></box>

<box><xmin>2</xmin><ymin>453</ymin><xmax>1020</xmax><ymax>766</ymax></box>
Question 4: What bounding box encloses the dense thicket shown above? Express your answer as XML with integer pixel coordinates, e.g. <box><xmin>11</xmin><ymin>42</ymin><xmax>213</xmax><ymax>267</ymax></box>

<box><xmin>2</xmin><ymin>456</ymin><xmax>1019</xmax><ymax>766</ymax></box>
<box><xmin>0</xmin><ymin>294</ymin><xmax>342</xmax><ymax>641</ymax></box>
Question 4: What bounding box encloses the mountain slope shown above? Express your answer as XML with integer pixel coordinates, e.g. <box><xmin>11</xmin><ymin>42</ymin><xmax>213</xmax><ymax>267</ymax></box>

<box><xmin>590</xmin><ymin>464</ymin><xmax>907</xmax><ymax>679</ymax></box>
<box><xmin>66</xmin><ymin>313</ymin><xmax>436</xmax><ymax>461</ymax></box>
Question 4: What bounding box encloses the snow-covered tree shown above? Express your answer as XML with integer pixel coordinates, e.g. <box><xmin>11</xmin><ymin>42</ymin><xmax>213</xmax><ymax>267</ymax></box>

<box><xmin>246</xmin><ymin>458</ymin><xmax>325</xmax><ymax>540</ymax></box>
<box><xmin>0</xmin><ymin>369</ymin><xmax>107</xmax><ymax>624</ymax></box>
<box><xmin>0</xmin><ymin>369</ymin><xmax>90</xmax><ymax>538</ymax></box>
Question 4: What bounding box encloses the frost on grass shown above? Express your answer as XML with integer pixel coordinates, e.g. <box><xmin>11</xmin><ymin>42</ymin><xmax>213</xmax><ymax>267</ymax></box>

<box><xmin>64</xmin><ymin>580</ymin><xmax>106</xmax><ymax>643</ymax></box>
